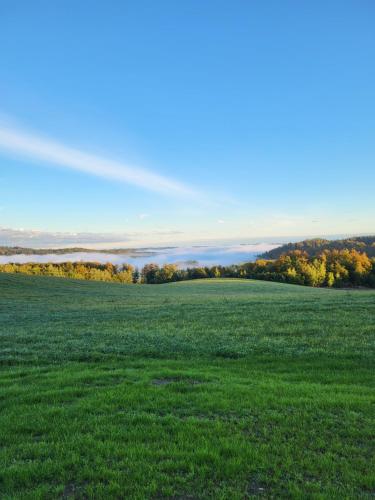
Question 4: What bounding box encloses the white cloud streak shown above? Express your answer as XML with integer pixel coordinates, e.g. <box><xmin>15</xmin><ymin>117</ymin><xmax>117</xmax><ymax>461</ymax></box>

<box><xmin>0</xmin><ymin>123</ymin><xmax>196</xmax><ymax>197</ymax></box>
<box><xmin>138</xmin><ymin>213</ymin><xmax>150</xmax><ymax>220</ymax></box>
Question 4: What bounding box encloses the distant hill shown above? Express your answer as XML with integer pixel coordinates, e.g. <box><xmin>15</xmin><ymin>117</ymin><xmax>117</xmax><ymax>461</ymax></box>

<box><xmin>0</xmin><ymin>246</ymin><xmax>159</xmax><ymax>257</ymax></box>
<box><xmin>259</xmin><ymin>236</ymin><xmax>375</xmax><ymax>259</ymax></box>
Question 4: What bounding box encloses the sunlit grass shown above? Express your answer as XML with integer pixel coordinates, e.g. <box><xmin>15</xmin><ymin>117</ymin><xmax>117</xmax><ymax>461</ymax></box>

<box><xmin>0</xmin><ymin>274</ymin><xmax>374</xmax><ymax>498</ymax></box>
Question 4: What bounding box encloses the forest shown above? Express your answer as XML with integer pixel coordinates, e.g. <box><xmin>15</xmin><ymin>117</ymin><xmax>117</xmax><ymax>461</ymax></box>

<box><xmin>1</xmin><ymin>248</ymin><xmax>375</xmax><ymax>288</ymax></box>
<box><xmin>260</xmin><ymin>235</ymin><xmax>375</xmax><ymax>259</ymax></box>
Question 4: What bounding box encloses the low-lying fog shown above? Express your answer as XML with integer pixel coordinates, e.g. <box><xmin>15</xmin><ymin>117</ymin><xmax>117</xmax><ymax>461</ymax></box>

<box><xmin>0</xmin><ymin>243</ymin><xmax>279</xmax><ymax>268</ymax></box>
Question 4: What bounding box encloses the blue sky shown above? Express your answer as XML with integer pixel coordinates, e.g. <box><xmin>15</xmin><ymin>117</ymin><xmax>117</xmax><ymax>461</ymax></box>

<box><xmin>0</xmin><ymin>0</ymin><xmax>374</xmax><ymax>247</ymax></box>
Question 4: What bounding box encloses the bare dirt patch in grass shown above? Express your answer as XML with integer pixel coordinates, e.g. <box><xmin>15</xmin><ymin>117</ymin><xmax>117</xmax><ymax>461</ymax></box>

<box><xmin>152</xmin><ymin>377</ymin><xmax>202</xmax><ymax>386</ymax></box>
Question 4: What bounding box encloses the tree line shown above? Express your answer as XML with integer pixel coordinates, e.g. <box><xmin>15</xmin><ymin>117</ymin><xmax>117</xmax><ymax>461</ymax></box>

<box><xmin>260</xmin><ymin>236</ymin><xmax>375</xmax><ymax>259</ymax></box>
<box><xmin>1</xmin><ymin>248</ymin><xmax>375</xmax><ymax>288</ymax></box>
<box><xmin>0</xmin><ymin>246</ymin><xmax>150</xmax><ymax>256</ymax></box>
<box><xmin>0</xmin><ymin>261</ymin><xmax>136</xmax><ymax>283</ymax></box>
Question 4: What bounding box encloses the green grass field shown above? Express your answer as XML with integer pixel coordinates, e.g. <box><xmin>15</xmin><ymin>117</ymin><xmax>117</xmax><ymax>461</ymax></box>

<box><xmin>1</xmin><ymin>273</ymin><xmax>374</xmax><ymax>499</ymax></box>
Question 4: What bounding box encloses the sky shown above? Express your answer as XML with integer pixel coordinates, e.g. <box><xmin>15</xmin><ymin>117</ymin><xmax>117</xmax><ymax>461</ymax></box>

<box><xmin>0</xmin><ymin>0</ymin><xmax>374</xmax><ymax>247</ymax></box>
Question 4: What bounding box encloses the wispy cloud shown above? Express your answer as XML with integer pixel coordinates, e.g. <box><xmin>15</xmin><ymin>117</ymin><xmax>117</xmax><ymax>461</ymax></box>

<box><xmin>0</xmin><ymin>121</ymin><xmax>197</xmax><ymax>197</ymax></box>
<box><xmin>268</xmin><ymin>214</ymin><xmax>305</xmax><ymax>229</ymax></box>
<box><xmin>138</xmin><ymin>213</ymin><xmax>150</xmax><ymax>220</ymax></box>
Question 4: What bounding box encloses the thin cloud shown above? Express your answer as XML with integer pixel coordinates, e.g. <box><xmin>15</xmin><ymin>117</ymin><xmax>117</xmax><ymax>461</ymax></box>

<box><xmin>138</xmin><ymin>213</ymin><xmax>150</xmax><ymax>220</ymax></box>
<box><xmin>0</xmin><ymin>122</ymin><xmax>197</xmax><ymax>197</ymax></box>
<box><xmin>0</xmin><ymin>227</ymin><xmax>183</xmax><ymax>248</ymax></box>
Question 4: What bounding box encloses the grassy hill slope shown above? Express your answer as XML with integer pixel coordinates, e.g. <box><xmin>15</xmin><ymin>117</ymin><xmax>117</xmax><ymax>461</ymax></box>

<box><xmin>0</xmin><ymin>274</ymin><xmax>374</xmax><ymax>498</ymax></box>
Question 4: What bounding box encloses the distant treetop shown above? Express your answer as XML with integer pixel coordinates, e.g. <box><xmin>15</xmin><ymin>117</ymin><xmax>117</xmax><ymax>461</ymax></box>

<box><xmin>259</xmin><ymin>236</ymin><xmax>375</xmax><ymax>260</ymax></box>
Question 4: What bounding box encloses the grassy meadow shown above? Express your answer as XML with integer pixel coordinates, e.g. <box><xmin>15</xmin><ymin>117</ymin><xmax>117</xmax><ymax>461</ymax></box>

<box><xmin>0</xmin><ymin>273</ymin><xmax>374</xmax><ymax>498</ymax></box>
